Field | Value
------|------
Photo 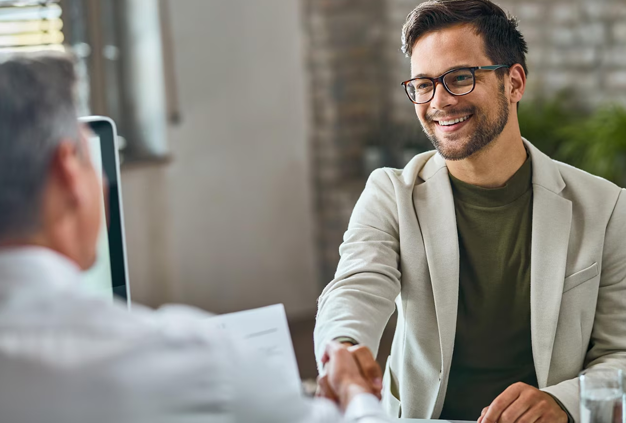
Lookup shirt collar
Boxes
[417,139,567,196]
[0,246,81,292]
[449,154,533,207]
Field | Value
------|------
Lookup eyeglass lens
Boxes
[406,68,475,103]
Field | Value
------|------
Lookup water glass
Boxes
[580,368,623,423]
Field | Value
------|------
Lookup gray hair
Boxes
[0,51,80,240]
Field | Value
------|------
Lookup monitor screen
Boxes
[79,117,129,302]
[82,133,114,299]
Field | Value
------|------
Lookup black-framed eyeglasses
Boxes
[401,65,510,104]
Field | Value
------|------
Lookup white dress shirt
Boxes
[0,247,390,423]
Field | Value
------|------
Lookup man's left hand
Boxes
[477,382,568,423]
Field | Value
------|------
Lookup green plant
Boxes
[518,92,585,157]
[557,105,626,186]
[518,94,626,187]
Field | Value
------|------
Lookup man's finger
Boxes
[324,340,343,357]
[321,347,331,366]
[324,341,343,357]
[316,374,339,402]
[481,383,525,423]
[322,340,346,367]
[477,406,488,423]
[498,393,532,423]
[514,405,543,423]
[348,345,382,388]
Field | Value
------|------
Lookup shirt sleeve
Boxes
[546,393,575,423]
[333,336,358,346]
[279,394,391,423]
[227,332,391,423]
[149,308,391,423]
[344,393,392,422]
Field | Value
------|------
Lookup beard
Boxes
[421,83,510,161]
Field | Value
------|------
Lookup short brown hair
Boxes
[401,0,528,77]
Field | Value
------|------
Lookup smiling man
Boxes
[314,1,626,422]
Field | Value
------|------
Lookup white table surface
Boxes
[397,420,474,422]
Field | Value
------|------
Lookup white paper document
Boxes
[208,304,302,395]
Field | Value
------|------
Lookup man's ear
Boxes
[508,63,526,105]
[49,141,83,208]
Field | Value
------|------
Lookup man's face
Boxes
[410,24,511,161]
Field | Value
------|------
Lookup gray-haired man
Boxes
[0,52,388,423]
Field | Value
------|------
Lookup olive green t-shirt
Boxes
[439,156,538,420]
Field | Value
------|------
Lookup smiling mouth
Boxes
[435,115,472,127]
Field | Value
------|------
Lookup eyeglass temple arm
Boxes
[476,65,510,70]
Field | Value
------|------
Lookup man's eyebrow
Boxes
[411,64,473,79]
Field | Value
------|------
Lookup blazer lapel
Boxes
[412,142,571,388]
[413,154,460,375]
[526,140,572,387]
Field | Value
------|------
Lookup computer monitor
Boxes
[79,116,130,303]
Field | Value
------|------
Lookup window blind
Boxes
[0,0,64,53]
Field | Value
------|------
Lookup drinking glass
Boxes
[580,368,623,423]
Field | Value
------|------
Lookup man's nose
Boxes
[430,81,458,111]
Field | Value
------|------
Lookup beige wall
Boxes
[120,0,319,319]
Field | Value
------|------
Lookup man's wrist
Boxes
[545,392,574,423]
[337,381,371,411]
[344,393,386,421]
[333,336,358,346]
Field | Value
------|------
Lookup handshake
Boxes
[315,341,383,410]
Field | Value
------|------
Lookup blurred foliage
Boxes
[519,93,626,187]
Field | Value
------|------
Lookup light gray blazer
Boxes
[314,139,626,422]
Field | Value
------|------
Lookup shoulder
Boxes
[525,138,622,213]
[554,160,623,209]
[367,149,439,192]
[556,160,620,192]
[0,283,227,361]
[0,285,246,419]
[354,150,438,222]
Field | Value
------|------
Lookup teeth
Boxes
[439,115,470,126]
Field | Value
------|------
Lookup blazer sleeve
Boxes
[314,168,402,370]
[543,188,626,422]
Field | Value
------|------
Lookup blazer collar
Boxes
[417,150,446,183]
[523,138,566,195]
[417,138,566,194]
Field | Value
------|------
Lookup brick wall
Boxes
[305,0,626,287]
[303,0,390,284]
[493,1,626,106]
[388,0,626,110]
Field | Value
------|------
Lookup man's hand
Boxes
[477,382,568,423]
[344,343,383,397]
[315,341,383,410]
